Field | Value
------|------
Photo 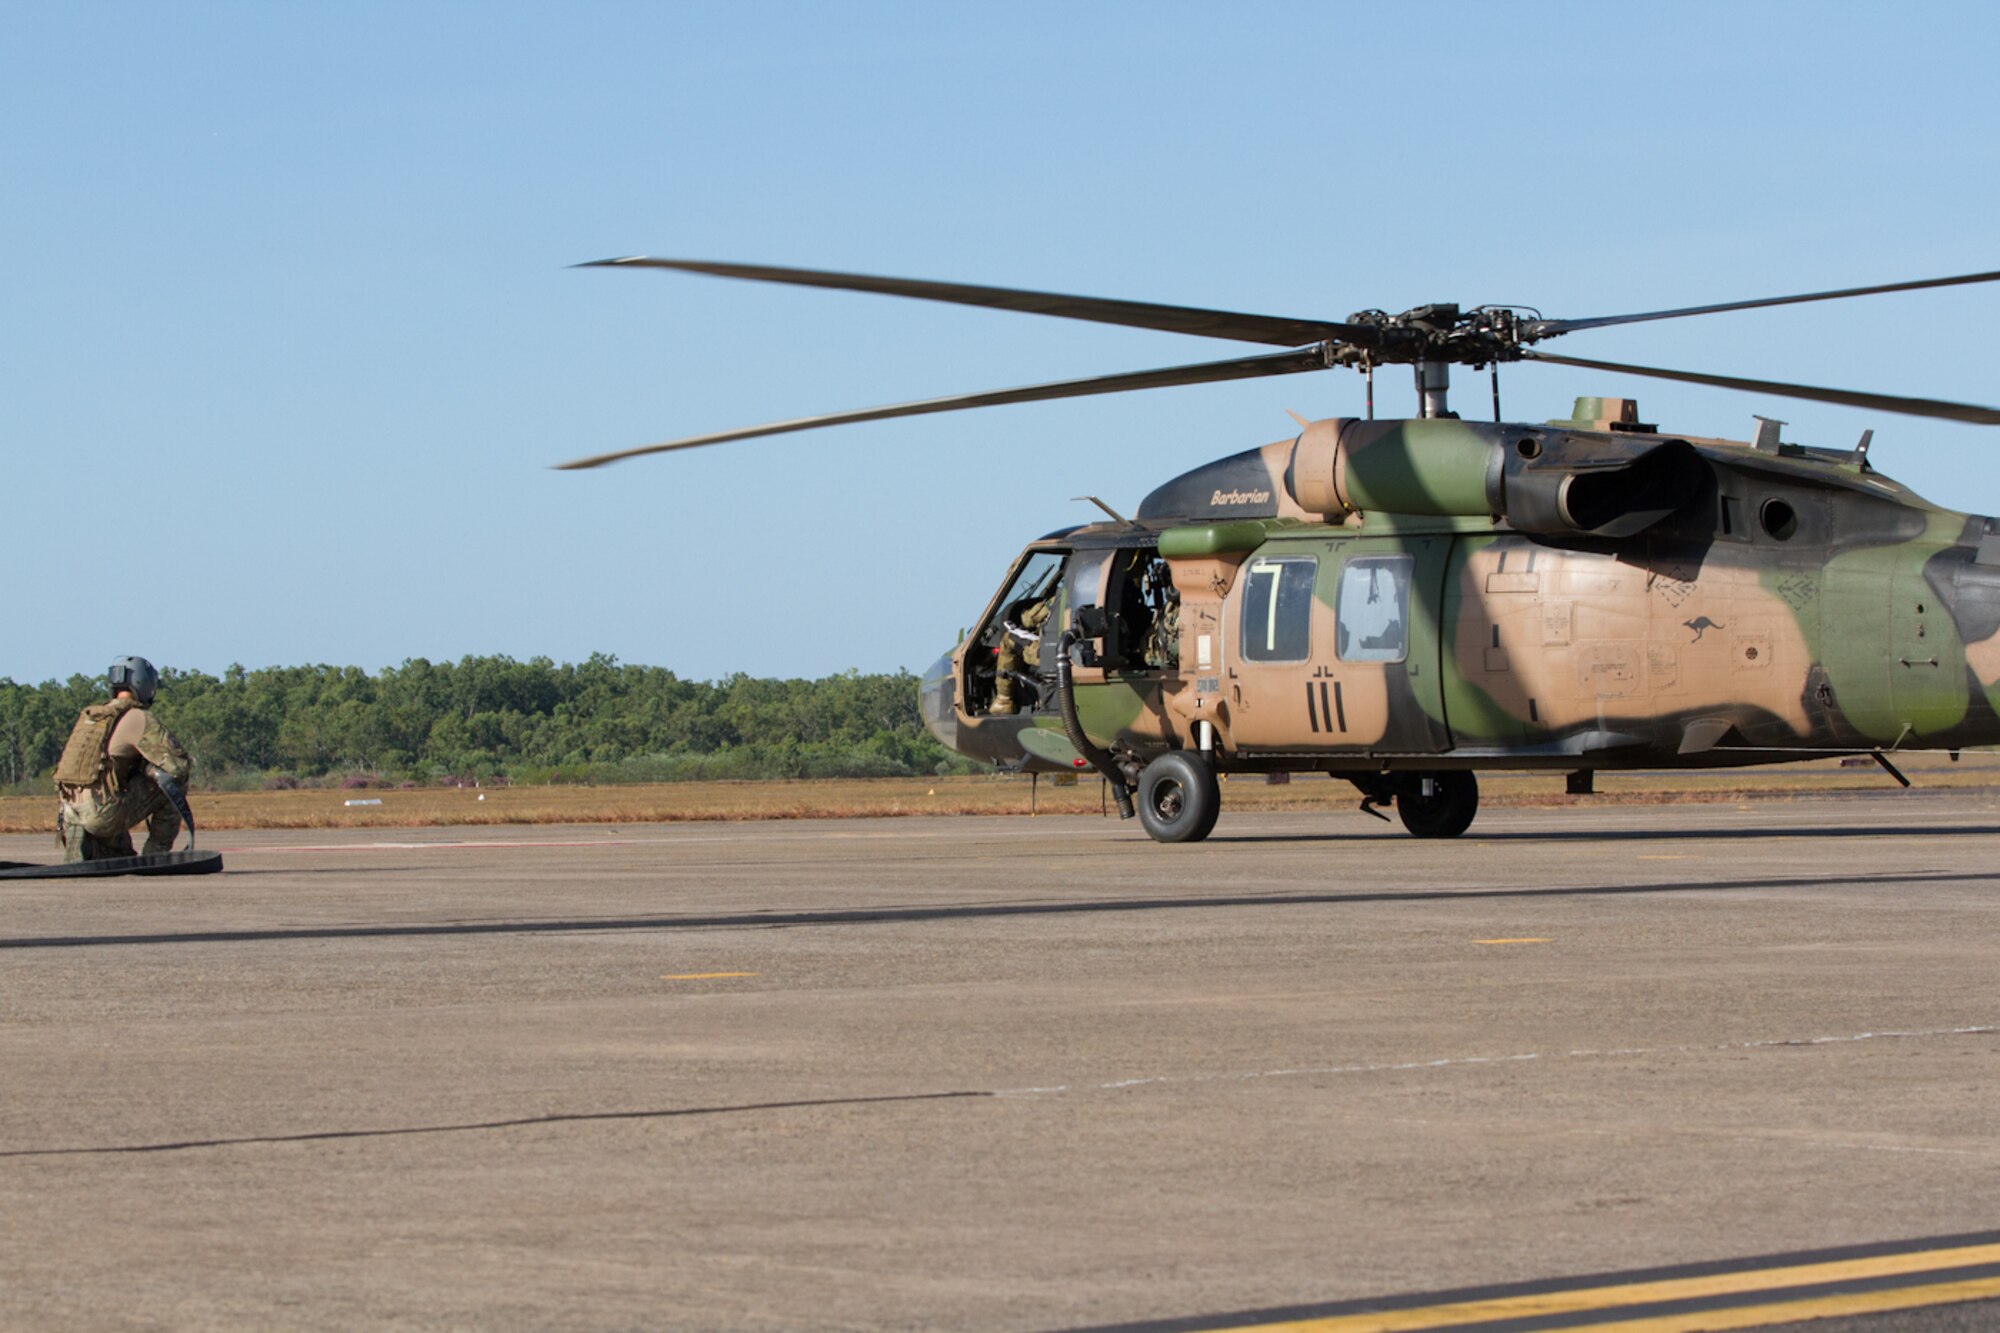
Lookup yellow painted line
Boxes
[1198,1240,2000,1331]
[1584,1274,2000,1331]
[1473,938,1551,945]
[660,972,759,980]
[1636,854,1691,860]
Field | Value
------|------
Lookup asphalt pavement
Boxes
[2,793,1997,1329]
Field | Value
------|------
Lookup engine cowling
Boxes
[1287,418,1704,538]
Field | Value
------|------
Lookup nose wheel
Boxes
[1136,752,1221,843]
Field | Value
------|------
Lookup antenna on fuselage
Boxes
[1073,495,1137,528]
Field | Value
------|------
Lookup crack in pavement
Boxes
[5,1025,1990,1161]
[0,1090,992,1159]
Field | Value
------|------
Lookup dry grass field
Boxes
[4,751,1997,834]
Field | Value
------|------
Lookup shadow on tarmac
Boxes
[5,868,1994,952]
[1208,822,2000,845]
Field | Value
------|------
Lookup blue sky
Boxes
[7,1,1999,684]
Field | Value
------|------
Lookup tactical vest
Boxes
[53,698,142,788]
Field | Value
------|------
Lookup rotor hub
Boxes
[1332,303,1543,370]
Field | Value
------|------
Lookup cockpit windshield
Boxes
[992,551,1065,621]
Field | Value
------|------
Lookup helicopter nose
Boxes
[919,649,960,753]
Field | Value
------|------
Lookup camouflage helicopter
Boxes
[560,259,2000,843]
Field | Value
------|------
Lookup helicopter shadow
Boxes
[1206,822,2000,846]
[6,867,1994,953]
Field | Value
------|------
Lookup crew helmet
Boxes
[108,656,159,705]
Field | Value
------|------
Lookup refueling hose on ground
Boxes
[1056,629,1135,819]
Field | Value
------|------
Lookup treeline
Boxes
[0,655,968,791]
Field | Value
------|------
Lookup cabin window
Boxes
[1337,555,1413,663]
[1240,556,1316,662]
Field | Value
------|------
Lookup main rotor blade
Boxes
[579,256,1365,347]
[1521,350,2000,426]
[555,347,1333,469]
[1531,267,2000,337]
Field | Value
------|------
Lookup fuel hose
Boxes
[1056,629,1135,819]
[147,765,196,851]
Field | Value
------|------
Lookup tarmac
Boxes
[2,791,1998,1330]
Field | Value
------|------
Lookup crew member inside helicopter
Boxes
[991,587,1057,715]
[974,550,1067,717]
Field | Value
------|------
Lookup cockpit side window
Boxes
[1240,556,1316,662]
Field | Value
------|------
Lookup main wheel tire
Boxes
[1396,770,1478,838]
[1136,752,1221,843]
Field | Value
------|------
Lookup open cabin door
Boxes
[1225,536,1451,755]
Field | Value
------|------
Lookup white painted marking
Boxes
[221,824,1069,854]
[218,835,740,853]
[992,1025,1999,1102]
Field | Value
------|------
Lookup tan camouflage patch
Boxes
[1452,538,1813,737]
[1964,629,2000,687]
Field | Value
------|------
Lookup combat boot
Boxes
[90,830,137,860]
[142,806,181,858]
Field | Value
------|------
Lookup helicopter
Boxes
[559,258,2000,843]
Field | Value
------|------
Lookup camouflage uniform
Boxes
[990,594,1053,715]
[54,698,191,862]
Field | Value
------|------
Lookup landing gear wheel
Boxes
[1396,771,1478,838]
[1136,752,1221,844]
